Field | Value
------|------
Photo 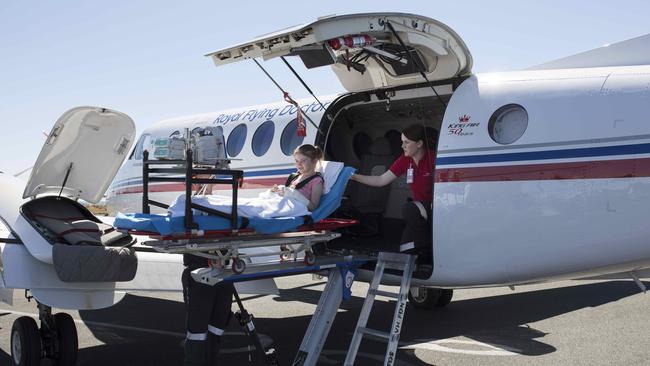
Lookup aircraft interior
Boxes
[320,92,451,261]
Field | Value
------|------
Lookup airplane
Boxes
[1,11,650,366]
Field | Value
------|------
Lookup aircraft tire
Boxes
[407,287,441,309]
[52,313,78,366]
[10,316,42,366]
[435,289,454,307]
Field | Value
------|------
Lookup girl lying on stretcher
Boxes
[168,144,325,219]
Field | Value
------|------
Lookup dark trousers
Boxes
[182,267,234,366]
[399,201,433,263]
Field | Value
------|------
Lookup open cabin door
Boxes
[205,12,472,92]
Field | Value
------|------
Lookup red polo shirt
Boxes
[389,150,436,203]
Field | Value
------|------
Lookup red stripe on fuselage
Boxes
[435,157,650,182]
[112,177,286,195]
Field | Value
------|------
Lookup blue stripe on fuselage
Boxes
[436,142,650,166]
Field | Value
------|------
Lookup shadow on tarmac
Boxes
[0,280,645,365]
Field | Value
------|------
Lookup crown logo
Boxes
[459,114,470,123]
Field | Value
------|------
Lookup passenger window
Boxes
[227,124,247,157]
[280,118,305,156]
[352,132,372,159]
[384,129,402,158]
[489,104,528,145]
[252,121,275,157]
[131,134,152,160]
[0,216,13,241]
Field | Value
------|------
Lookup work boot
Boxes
[184,339,207,366]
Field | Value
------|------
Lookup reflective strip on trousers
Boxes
[208,325,224,336]
[400,242,415,252]
[186,332,208,341]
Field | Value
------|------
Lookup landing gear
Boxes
[52,313,78,366]
[436,289,454,307]
[11,317,41,366]
[407,287,454,309]
[10,301,78,366]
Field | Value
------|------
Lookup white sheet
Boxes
[168,188,311,219]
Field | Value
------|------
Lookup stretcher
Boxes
[114,149,360,282]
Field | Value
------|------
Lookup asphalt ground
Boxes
[0,276,648,366]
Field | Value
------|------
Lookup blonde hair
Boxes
[294,144,324,161]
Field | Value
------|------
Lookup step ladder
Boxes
[344,252,417,366]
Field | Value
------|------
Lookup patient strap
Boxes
[285,172,323,189]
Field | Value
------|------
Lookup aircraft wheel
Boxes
[52,313,78,366]
[407,287,441,309]
[232,257,246,274]
[11,316,42,366]
[436,289,454,307]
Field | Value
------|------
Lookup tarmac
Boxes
[1,275,648,365]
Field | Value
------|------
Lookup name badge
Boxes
[406,167,414,183]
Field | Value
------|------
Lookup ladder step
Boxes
[358,327,390,340]
[368,288,400,299]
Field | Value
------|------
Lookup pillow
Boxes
[317,161,344,194]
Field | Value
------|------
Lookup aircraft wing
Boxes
[529,33,650,70]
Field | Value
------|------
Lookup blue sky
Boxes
[1,1,649,176]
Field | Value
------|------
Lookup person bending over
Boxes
[350,124,437,263]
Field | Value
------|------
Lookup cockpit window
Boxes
[280,118,305,156]
[252,121,275,157]
[130,134,152,160]
[0,216,19,244]
[191,127,204,137]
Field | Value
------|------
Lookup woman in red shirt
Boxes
[350,124,436,262]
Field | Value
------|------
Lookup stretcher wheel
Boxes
[232,258,246,274]
[304,251,316,266]
[280,245,291,261]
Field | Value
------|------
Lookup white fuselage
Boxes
[433,65,650,287]
[105,65,650,289]
[107,98,333,214]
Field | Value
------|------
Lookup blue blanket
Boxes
[114,167,355,235]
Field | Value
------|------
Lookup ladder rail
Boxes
[343,260,386,365]
[292,269,345,366]
[383,255,416,366]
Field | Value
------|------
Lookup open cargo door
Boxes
[23,107,135,204]
[206,12,472,92]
